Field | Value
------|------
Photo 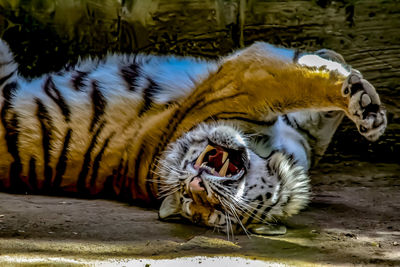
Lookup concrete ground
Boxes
[0,161,399,266]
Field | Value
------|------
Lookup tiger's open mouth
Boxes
[192,144,246,179]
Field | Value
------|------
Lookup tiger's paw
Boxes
[342,70,387,141]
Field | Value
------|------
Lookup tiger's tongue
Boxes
[208,148,239,175]
[208,148,225,170]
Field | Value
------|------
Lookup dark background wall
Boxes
[0,0,399,163]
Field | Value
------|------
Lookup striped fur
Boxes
[0,40,386,233]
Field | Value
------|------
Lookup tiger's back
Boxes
[0,40,216,201]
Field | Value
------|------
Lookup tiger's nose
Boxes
[189,177,205,192]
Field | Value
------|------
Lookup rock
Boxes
[344,233,357,239]
[180,236,240,250]
[248,224,287,236]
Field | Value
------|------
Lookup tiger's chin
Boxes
[157,123,310,235]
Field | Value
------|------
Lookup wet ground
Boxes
[0,161,399,266]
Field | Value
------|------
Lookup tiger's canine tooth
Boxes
[219,159,229,177]
[195,145,214,167]
[222,151,228,164]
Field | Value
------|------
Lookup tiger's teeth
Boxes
[222,151,228,164]
[195,145,214,167]
[219,159,229,177]
[201,162,208,167]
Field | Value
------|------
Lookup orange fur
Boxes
[125,44,349,202]
[0,43,352,202]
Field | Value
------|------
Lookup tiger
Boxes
[0,39,386,235]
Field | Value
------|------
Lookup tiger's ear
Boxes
[159,193,181,220]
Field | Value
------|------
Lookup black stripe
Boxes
[144,86,229,164]
[72,71,88,91]
[324,111,341,118]
[259,192,282,222]
[260,166,284,222]
[115,158,124,186]
[259,206,273,222]
[90,132,114,188]
[214,116,276,126]
[133,144,145,198]
[36,98,54,191]
[282,115,294,127]
[121,63,140,91]
[147,85,217,188]
[52,128,72,189]
[266,152,280,176]
[193,92,248,111]
[7,113,21,191]
[292,119,317,142]
[244,201,264,226]
[102,157,125,199]
[102,175,116,198]
[282,115,317,141]
[28,157,38,191]
[0,71,15,88]
[44,76,71,122]
[145,171,154,202]
[77,121,105,193]
[293,49,302,63]
[138,78,160,116]
[89,81,107,132]
[149,97,207,186]
[2,81,18,101]
[186,111,247,132]
[118,158,130,200]
[279,195,292,210]
[1,82,24,191]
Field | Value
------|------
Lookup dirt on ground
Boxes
[0,161,399,266]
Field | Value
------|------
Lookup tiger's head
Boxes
[157,123,310,234]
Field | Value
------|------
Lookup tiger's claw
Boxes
[343,70,387,142]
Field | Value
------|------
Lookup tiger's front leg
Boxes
[159,43,387,236]
[295,50,387,142]
[249,50,387,235]
[173,42,387,146]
